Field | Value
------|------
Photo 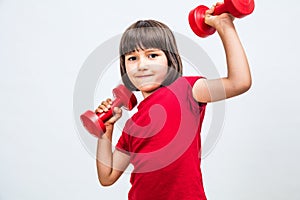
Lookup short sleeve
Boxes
[183,76,207,111]
[115,121,131,155]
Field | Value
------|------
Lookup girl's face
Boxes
[125,48,168,98]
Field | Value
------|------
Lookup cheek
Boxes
[161,59,169,76]
[125,65,137,84]
[162,67,169,79]
[125,64,135,77]
[156,65,169,82]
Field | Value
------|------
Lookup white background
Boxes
[1,0,300,199]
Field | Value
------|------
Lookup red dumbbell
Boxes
[189,0,255,37]
[80,84,137,138]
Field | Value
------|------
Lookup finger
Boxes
[101,100,111,108]
[209,2,223,13]
[106,98,112,105]
[205,6,214,15]
[95,105,106,113]
[113,107,122,114]
[113,107,122,120]
[215,2,223,6]
[107,108,122,123]
[95,108,103,113]
[95,104,108,113]
[97,99,112,111]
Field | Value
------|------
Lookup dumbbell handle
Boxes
[213,0,255,18]
[213,3,228,15]
[96,98,123,122]
[80,84,137,138]
[80,98,126,137]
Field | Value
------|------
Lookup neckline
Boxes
[137,86,165,110]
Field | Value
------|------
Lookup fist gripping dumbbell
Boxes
[189,0,255,37]
[80,84,137,138]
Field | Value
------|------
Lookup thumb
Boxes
[215,2,223,6]
[107,107,123,124]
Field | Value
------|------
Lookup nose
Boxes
[137,56,149,71]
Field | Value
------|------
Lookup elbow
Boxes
[99,181,113,187]
[245,77,252,92]
[98,176,114,187]
[98,177,117,187]
[99,180,113,187]
[230,78,251,97]
[240,78,252,94]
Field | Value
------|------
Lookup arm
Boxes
[192,5,252,103]
[95,99,130,186]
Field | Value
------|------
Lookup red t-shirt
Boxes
[116,76,207,200]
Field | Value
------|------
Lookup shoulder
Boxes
[172,76,206,88]
[169,76,207,106]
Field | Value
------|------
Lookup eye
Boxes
[148,54,158,59]
[127,56,137,61]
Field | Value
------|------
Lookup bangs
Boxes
[119,20,183,91]
[120,26,168,55]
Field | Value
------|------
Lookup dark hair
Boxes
[119,19,183,91]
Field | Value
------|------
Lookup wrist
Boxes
[216,22,236,37]
[100,130,113,141]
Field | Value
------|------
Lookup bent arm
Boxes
[193,12,252,103]
[96,132,130,186]
[95,102,130,186]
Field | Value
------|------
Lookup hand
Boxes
[95,98,122,135]
[204,2,235,30]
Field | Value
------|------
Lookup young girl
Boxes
[95,4,251,200]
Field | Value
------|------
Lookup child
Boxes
[95,4,251,200]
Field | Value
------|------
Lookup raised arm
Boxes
[95,99,130,186]
[192,4,252,103]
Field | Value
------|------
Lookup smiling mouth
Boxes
[136,74,153,78]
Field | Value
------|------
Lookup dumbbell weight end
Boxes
[188,5,216,38]
[80,110,106,138]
